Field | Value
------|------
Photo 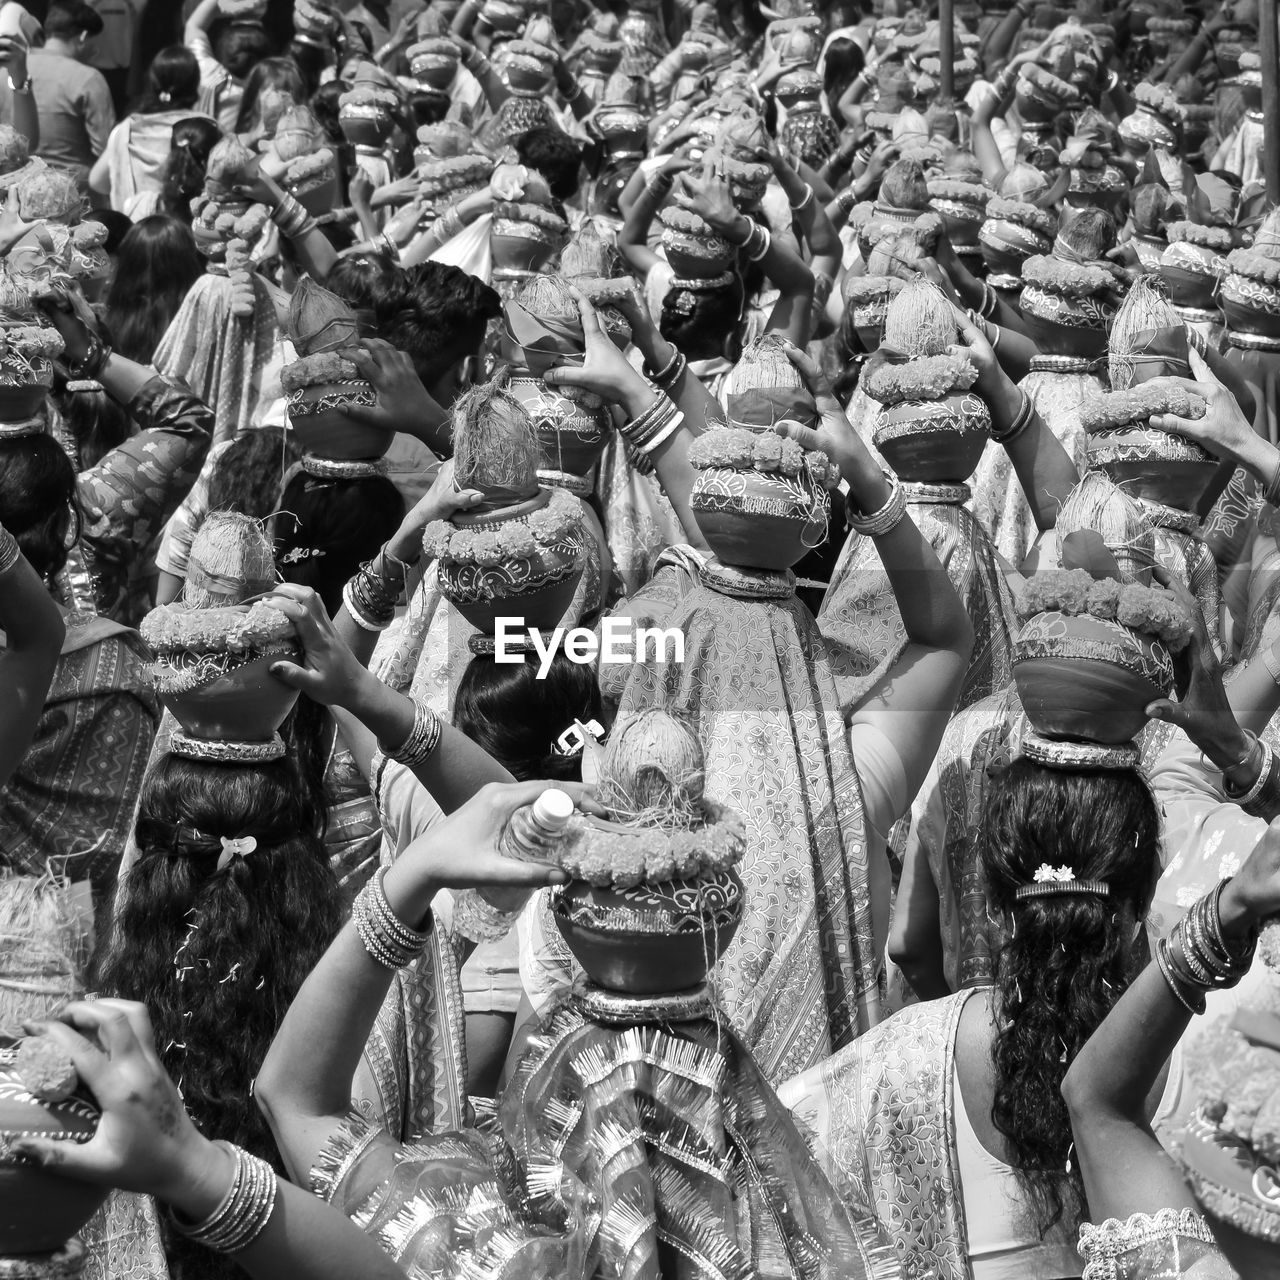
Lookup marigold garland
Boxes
[421,486,581,563]
[686,424,841,488]
[1080,384,1207,432]
[0,325,64,359]
[141,600,295,654]
[281,351,362,392]
[1016,569,1194,650]
[1226,248,1280,287]
[1165,221,1233,251]
[551,800,747,889]
[984,196,1057,236]
[1021,254,1116,297]
[862,353,978,406]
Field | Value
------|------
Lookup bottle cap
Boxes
[532,787,574,829]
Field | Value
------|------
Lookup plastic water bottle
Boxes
[498,787,575,862]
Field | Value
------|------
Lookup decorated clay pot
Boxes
[508,375,610,479]
[1018,286,1111,359]
[1160,262,1219,310]
[0,349,51,419]
[1086,427,1223,514]
[1221,275,1280,339]
[1013,611,1173,744]
[979,219,1051,276]
[338,107,393,148]
[490,207,563,274]
[553,868,743,994]
[690,467,830,571]
[290,170,339,218]
[659,210,734,279]
[161,651,303,745]
[0,1054,104,1254]
[409,39,459,88]
[873,393,992,484]
[437,491,587,633]
[285,379,388,459]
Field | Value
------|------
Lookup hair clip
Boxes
[553,719,605,757]
[216,835,258,872]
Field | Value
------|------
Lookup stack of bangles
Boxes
[67,334,112,381]
[974,281,1001,320]
[272,191,318,240]
[1218,729,1280,820]
[790,184,814,213]
[0,524,20,575]
[848,472,907,537]
[381,694,442,769]
[643,348,686,393]
[734,217,771,263]
[620,391,684,455]
[647,170,674,202]
[433,207,464,243]
[353,867,431,969]
[1156,880,1256,1016]
[342,547,409,631]
[171,1141,277,1253]
[990,390,1034,444]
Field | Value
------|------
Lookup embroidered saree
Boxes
[612,558,886,1083]
[819,485,1016,718]
[779,990,974,1280]
[1077,1210,1235,1280]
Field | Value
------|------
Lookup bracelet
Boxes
[353,867,431,969]
[1233,739,1280,821]
[342,577,393,632]
[433,205,463,242]
[66,334,111,381]
[451,888,520,943]
[990,389,1034,444]
[746,223,772,263]
[379,694,442,768]
[1224,736,1273,806]
[619,392,683,455]
[171,1142,277,1253]
[646,172,674,201]
[1156,935,1206,1015]
[790,184,814,213]
[836,189,856,217]
[848,471,908,537]
[8,73,30,96]
[1204,728,1260,776]
[0,525,18,575]
[643,348,681,386]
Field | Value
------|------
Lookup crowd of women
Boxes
[0,0,1279,1276]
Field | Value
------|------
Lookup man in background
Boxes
[28,0,114,188]
[84,0,142,115]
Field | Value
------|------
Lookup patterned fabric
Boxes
[970,369,1104,567]
[154,272,288,449]
[1201,468,1260,583]
[1146,727,1266,943]
[1077,1209,1235,1280]
[80,1190,169,1280]
[595,433,685,601]
[371,496,607,711]
[819,496,1017,717]
[57,373,215,625]
[503,996,903,1280]
[1152,525,1223,656]
[0,611,158,906]
[1212,113,1264,188]
[778,990,973,1280]
[614,569,882,1082]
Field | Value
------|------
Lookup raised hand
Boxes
[1148,346,1266,472]
[264,582,368,709]
[388,460,483,563]
[544,289,654,416]
[14,1002,234,1221]
[346,338,448,440]
[773,340,859,480]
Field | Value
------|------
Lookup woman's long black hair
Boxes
[93,754,342,1279]
[982,757,1160,1236]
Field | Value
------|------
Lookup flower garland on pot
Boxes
[1160,220,1232,310]
[280,278,382,465]
[687,421,840,573]
[426,377,587,640]
[1012,565,1194,763]
[863,277,992,483]
[1222,208,1280,341]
